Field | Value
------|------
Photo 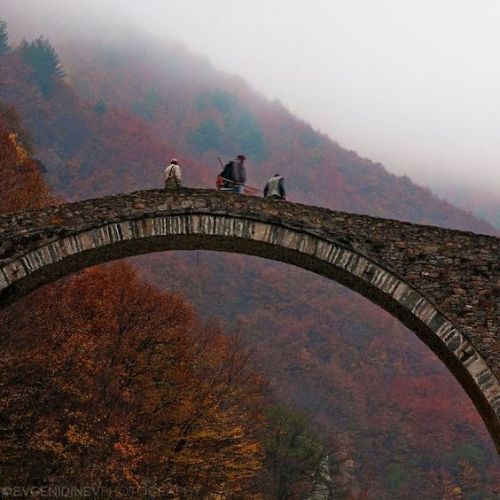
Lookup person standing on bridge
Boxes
[221,155,246,193]
[264,173,286,200]
[233,155,247,194]
[164,158,182,190]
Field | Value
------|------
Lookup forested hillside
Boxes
[0,13,498,498]
[0,100,330,497]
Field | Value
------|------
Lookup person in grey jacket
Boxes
[264,173,286,200]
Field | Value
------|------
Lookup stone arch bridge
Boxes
[0,189,498,450]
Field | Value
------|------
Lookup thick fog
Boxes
[3,0,500,196]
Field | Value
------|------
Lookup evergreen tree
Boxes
[132,88,161,121]
[94,99,108,115]
[193,90,267,160]
[0,19,9,55]
[187,118,222,153]
[19,37,65,98]
[263,405,324,499]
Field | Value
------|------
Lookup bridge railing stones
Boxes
[0,188,499,450]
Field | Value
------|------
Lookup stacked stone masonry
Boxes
[0,189,498,450]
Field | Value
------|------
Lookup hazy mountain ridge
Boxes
[433,183,499,230]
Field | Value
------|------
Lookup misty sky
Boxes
[4,0,500,196]
[120,0,500,196]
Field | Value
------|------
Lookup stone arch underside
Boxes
[0,190,499,452]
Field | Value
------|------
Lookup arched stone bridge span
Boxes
[0,189,499,450]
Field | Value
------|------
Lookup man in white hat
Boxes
[164,158,182,190]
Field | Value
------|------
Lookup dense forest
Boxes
[0,10,499,498]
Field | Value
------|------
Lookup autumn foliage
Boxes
[0,263,266,494]
[0,104,52,212]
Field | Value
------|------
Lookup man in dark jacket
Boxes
[264,173,286,200]
[221,155,246,193]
